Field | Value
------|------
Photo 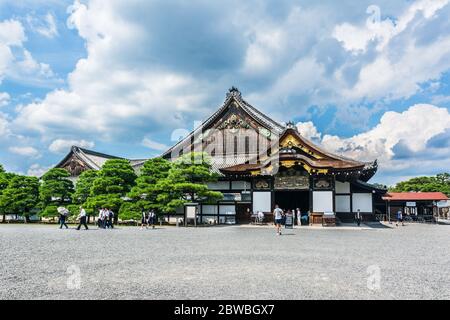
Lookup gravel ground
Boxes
[0,223,449,300]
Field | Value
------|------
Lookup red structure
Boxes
[382,192,449,222]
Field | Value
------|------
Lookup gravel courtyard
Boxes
[0,223,449,300]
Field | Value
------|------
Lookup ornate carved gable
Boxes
[214,101,260,132]
[279,133,324,160]
[60,154,91,177]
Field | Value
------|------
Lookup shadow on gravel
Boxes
[363,222,392,229]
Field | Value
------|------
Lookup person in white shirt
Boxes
[76,207,89,230]
[296,208,302,226]
[273,204,283,235]
[257,211,264,224]
[98,208,105,229]
[141,210,148,229]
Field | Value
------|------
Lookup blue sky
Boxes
[1,0,450,185]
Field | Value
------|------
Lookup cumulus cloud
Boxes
[250,0,450,117]
[48,139,95,153]
[0,18,60,87]
[1,0,449,183]
[297,104,450,181]
[8,146,40,158]
[296,121,321,142]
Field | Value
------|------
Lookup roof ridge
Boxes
[75,146,121,160]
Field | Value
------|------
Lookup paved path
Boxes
[0,223,449,300]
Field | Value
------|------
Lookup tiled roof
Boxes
[162,88,285,158]
[55,146,149,172]
[382,192,449,201]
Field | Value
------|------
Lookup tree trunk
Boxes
[2,214,5,223]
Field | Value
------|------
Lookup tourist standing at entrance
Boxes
[296,208,301,226]
[76,206,89,230]
[396,209,404,227]
[273,205,283,235]
[355,209,362,227]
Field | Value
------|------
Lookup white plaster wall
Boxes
[335,195,351,212]
[253,191,272,213]
[313,191,333,212]
[352,193,373,212]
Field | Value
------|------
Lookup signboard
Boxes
[185,205,197,227]
[274,169,309,190]
[285,215,294,229]
[186,206,197,219]
[406,202,416,207]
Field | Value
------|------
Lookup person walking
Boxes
[148,210,156,229]
[58,206,69,229]
[273,204,283,235]
[107,208,114,229]
[141,210,148,229]
[76,206,89,230]
[396,209,404,227]
[355,209,362,227]
[97,208,102,228]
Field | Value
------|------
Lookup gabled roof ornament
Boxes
[227,86,242,101]
[286,121,297,131]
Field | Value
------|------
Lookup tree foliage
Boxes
[73,170,98,204]
[127,158,172,214]
[155,152,223,213]
[118,202,142,221]
[390,173,450,196]
[0,175,39,220]
[91,159,137,195]
[86,159,137,214]
[39,168,74,216]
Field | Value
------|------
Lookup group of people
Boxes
[272,205,310,235]
[57,206,115,230]
[97,208,115,229]
[141,210,157,229]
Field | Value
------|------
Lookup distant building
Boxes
[55,146,148,181]
[382,192,449,222]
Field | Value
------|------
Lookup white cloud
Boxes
[26,13,58,38]
[0,18,60,87]
[49,139,95,153]
[9,146,40,158]
[14,0,211,141]
[297,104,450,177]
[337,0,450,101]
[0,92,9,107]
[27,163,51,177]
[296,121,321,142]
[142,137,168,151]
[333,0,449,53]
[0,19,26,46]
[251,0,450,115]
